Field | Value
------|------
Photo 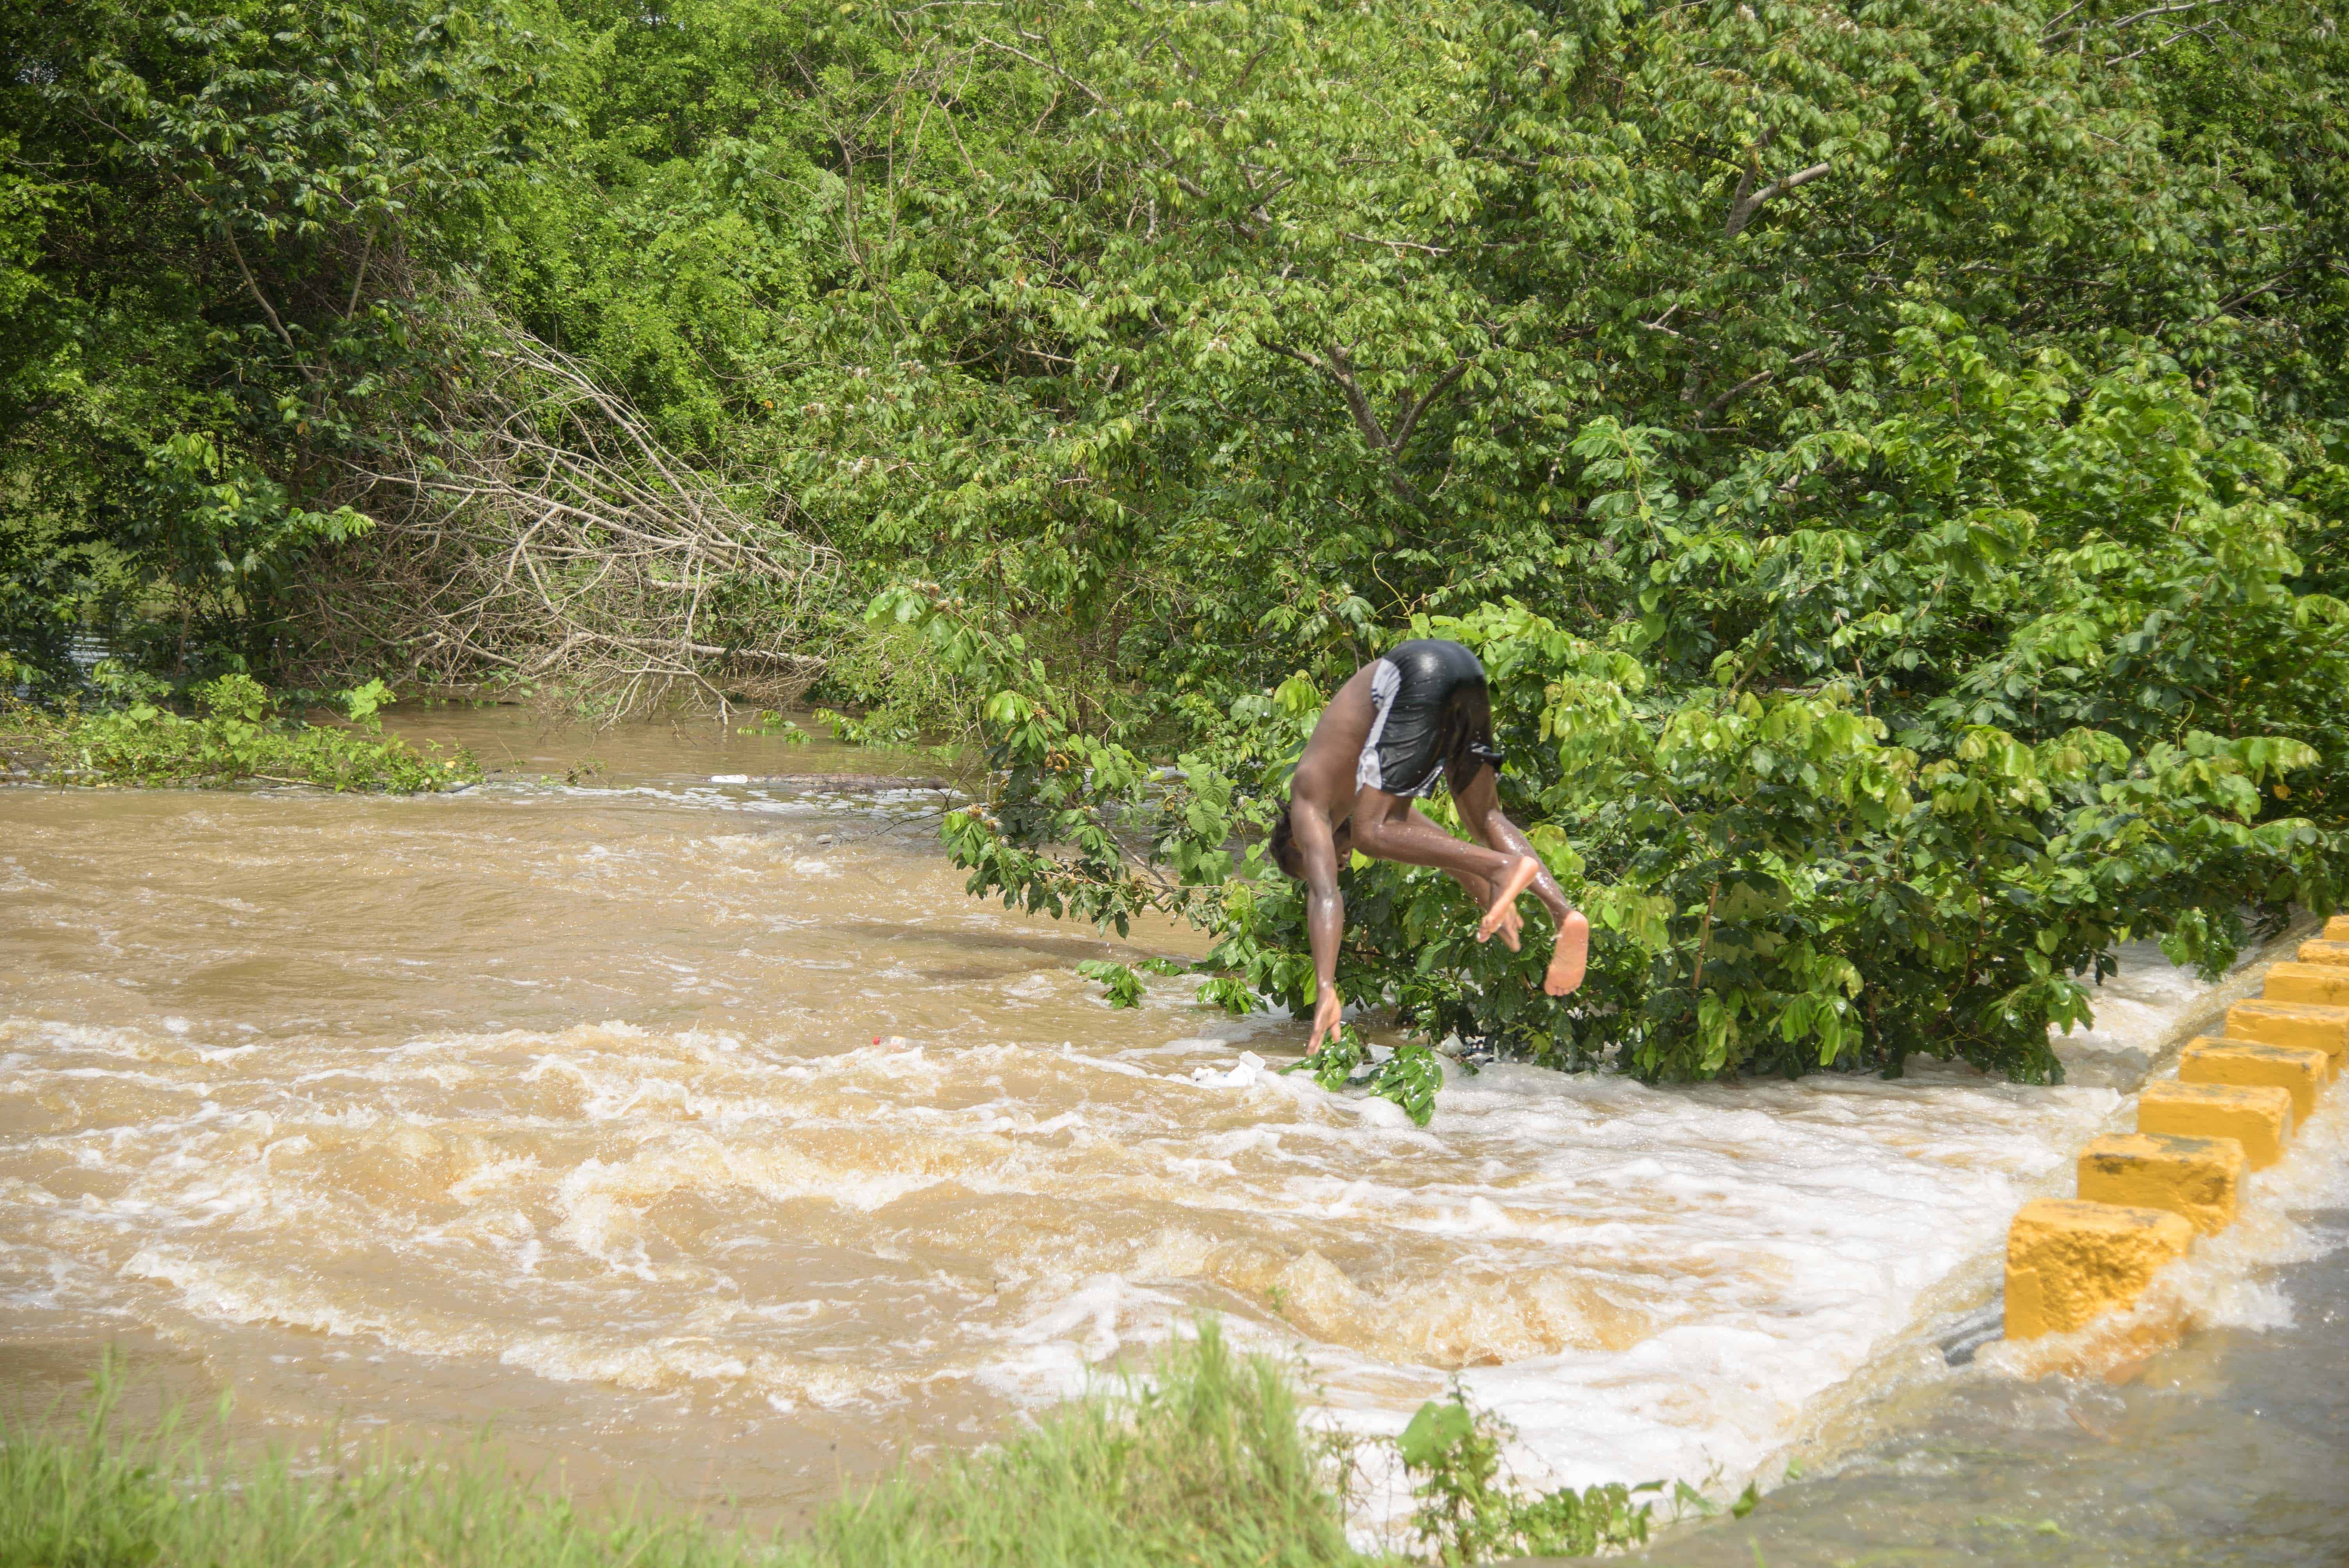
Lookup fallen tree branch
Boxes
[289,299,837,721]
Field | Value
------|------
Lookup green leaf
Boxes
[1397,1399,1474,1471]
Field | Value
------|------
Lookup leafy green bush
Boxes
[915,333,2347,1087]
[10,0,2347,1092]
[1280,1028,1447,1127]
[1289,1025,1372,1092]
[3,0,559,690]
[1367,1046,1447,1129]
[12,675,477,793]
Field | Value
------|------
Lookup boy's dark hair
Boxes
[1267,795,1348,880]
[1270,797,1302,879]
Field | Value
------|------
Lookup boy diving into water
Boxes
[1269,639,1590,1053]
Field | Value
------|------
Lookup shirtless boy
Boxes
[1268,638,1589,1052]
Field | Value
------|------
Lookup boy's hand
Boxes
[1308,987,1344,1052]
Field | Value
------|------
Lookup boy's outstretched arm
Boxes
[1289,798,1349,1051]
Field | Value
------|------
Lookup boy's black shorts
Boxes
[1355,638,1504,798]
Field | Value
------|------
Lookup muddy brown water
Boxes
[2,707,2342,1555]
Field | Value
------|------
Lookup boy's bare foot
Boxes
[1476,855,1541,944]
[1543,910,1590,996]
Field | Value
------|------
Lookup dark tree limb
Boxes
[1267,342,1471,503]
[1706,347,1827,411]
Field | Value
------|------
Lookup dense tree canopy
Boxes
[6,0,2347,1083]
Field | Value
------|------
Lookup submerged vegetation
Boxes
[5,0,2348,1079]
[0,672,478,791]
[0,1328,1659,1567]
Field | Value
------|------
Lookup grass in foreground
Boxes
[0,1324,1660,1568]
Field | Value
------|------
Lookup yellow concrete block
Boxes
[2178,1038,2329,1121]
[2224,1000,2349,1073]
[2004,1198,2194,1340]
[2324,915,2349,942]
[2137,1080,2294,1170]
[2262,961,2349,1009]
[2076,1132,2243,1235]
[2295,939,2349,968]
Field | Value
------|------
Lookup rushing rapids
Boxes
[0,709,2323,1547]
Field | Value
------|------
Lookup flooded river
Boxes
[1,707,2339,1556]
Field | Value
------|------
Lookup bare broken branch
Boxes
[1726,159,1833,238]
[1706,347,1827,412]
[289,299,837,721]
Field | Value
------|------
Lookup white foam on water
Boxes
[0,942,2216,1484]
[0,775,2293,1537]
[1055,1057,2120,1530]
[929,939,2277,1536]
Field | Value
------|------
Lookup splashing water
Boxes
[0,709,2289,1537]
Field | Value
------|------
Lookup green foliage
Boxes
[1076,960,1149,1009]
[1274,1029,1447,1124]
[462,0,2348,725]
[737,710,812,744]
[1369,1045,1446,1128]
[10,0,2349,1086]
[133,431,376,606]
[2,0,560,684]
[1398,1393,1657,1563]
[928,331,2349,1087]
[1078,955,1191,1008]
[1283,1025,1371,1092]
[539,0,2341,1092]
[5,1326,1369,1568]
[9,675,478,792]
[794,1320,1363,1568]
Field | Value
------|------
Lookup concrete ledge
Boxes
[2178,1037,2329,1120]
[2005,1199,2194,1340]
[2076,1132,2243,1235]
[2223,999,2349,1072]
[2261,960,2349,1010]
[1989,934,2338,1352]
[2137,1080,2294,1169]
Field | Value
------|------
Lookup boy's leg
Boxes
[1350,786,1539,939]
[1407,804,1496,910]
[1451,764,1588,996]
